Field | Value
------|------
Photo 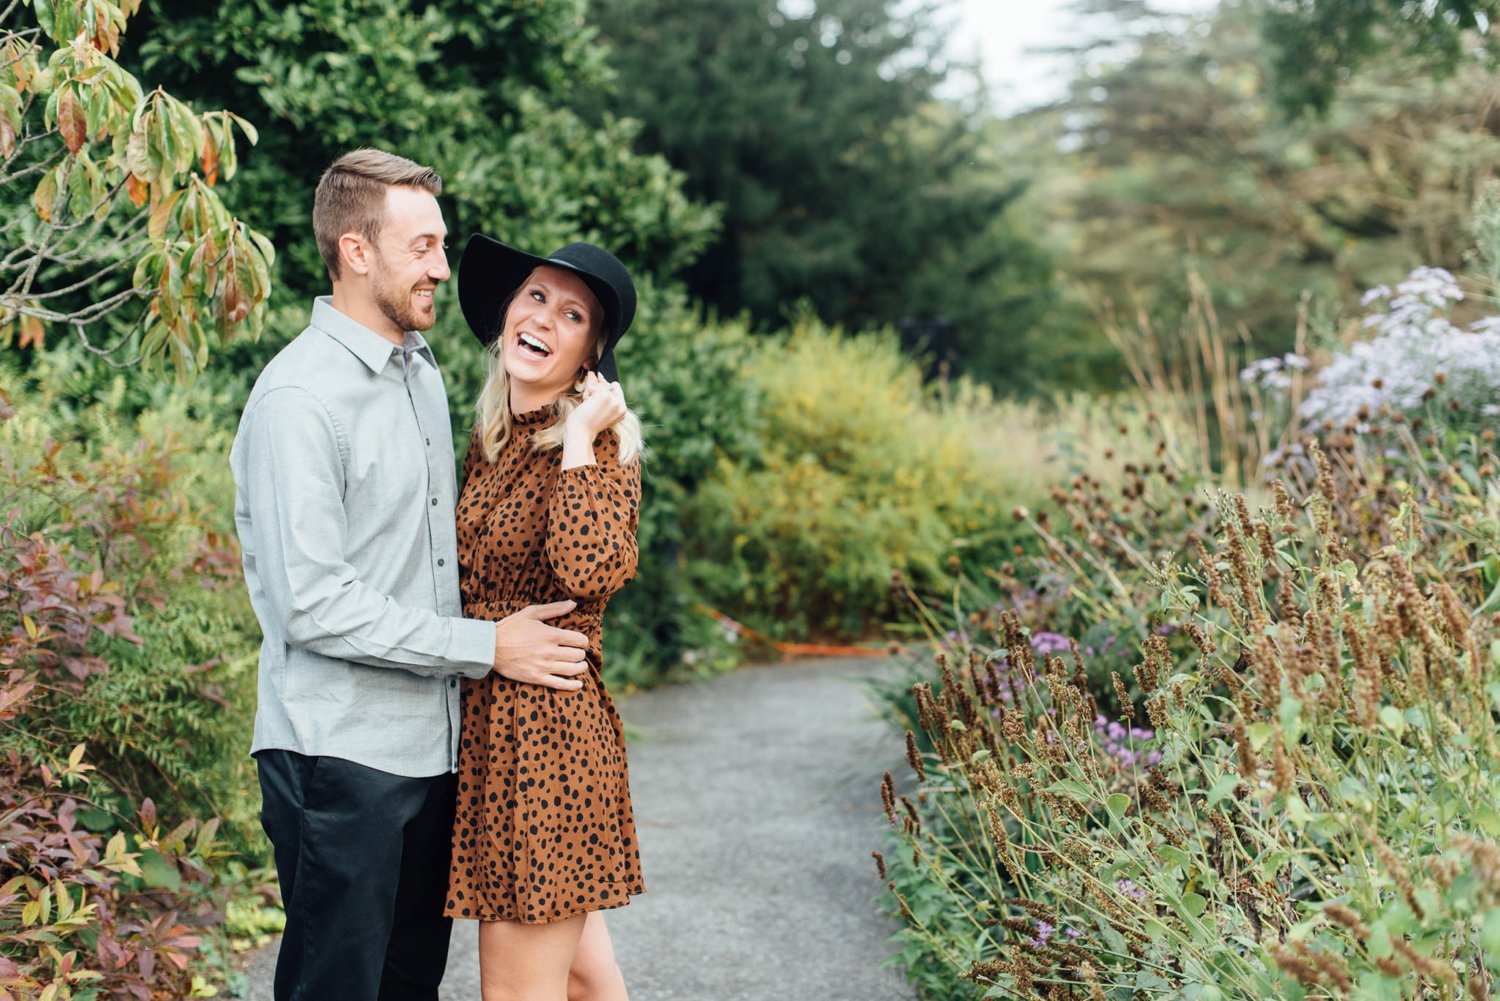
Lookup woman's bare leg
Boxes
[567,913,628,1001]
[479,914,587,1001]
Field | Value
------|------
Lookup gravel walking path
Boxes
[243,656,918,1000]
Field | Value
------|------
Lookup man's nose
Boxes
[429,245,451,282]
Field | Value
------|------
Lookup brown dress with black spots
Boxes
[444,406,644,925]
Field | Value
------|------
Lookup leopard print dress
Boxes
[444,406,644,925]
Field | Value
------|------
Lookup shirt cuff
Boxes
[447,616,495,679]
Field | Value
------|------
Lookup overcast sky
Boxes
[950,0,1217,113]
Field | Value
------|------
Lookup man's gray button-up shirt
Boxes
[230,297,494,777]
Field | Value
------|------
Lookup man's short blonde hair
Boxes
[313,149,442,280]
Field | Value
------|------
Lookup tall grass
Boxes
[1092,271,1312,490]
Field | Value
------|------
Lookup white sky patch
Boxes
[948,0,1218,114]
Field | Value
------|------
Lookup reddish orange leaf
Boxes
[17,315,43,350]
[200,126,219,186]
[125,173,148,207]
[58,89,86,154]
[223,258,250,323]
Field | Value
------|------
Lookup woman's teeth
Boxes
[519,332,551,356]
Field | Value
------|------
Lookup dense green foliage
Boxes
[127,0,718,321]
[0,351,258,991]
[593,286,760,685]
[4,352,263,845]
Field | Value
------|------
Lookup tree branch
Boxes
[72,313,145,368]
[19,283,146,323]
[25,255,138,299]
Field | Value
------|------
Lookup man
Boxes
[230,148,591,1001]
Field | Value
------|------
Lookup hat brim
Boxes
[457,234,622,381]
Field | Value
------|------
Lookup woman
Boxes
[445,235,645,1001]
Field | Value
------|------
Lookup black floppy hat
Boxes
[457,234,637,383]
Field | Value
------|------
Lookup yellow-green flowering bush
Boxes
[685,312,1057,637]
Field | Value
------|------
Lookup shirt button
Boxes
[437,559,445,566]
[426,438,431,446]
[449,679,457,688]
[431,497,438,506]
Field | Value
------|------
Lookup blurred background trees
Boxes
[1263,0,1500,115]
[1031,0,1500,366]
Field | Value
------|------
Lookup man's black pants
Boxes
[257,750,457,1001]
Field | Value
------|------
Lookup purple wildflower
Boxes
[1030,631,1071,654]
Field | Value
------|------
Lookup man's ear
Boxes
[339,232,371,277]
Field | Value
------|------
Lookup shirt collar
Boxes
[311,296,436,373]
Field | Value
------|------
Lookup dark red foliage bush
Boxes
[0,426,227,998]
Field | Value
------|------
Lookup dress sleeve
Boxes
[545,429,640,601]
[459,425,484,492]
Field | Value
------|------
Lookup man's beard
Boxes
[370,255,435,334]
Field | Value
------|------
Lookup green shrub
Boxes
[684,311,1051,638]
[605,284,760,686]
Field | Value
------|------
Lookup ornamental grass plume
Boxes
[878,415,1500,999]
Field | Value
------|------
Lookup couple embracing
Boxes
[229,148,644,1001]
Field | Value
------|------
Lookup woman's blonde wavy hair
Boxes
[474,293,643,464]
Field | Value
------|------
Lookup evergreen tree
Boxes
[577,0,1074,389]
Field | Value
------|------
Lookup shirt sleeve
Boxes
[235,387,494,679]
[545,429,641,601]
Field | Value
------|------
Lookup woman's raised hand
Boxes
[568,371,627,437]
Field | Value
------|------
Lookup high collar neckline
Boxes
[510,402,556,427]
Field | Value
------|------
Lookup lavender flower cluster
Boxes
[1029,631,1071,655]
[1286,267,1500,431]
[1094,714,1161,769]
